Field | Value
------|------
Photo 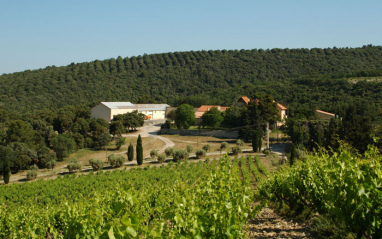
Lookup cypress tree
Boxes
[127,143,134,161]
[136,135,143,165]
[290,144,296,166]
[252,131,259,152]
[1,147,12,184]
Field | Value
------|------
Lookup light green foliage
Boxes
[67,158,81,173]
[0,156,258,238]
[220,142,228,153]
[108,154,125,168]
[174,104,196,129]
[150,149,158,159]
[202,144,211,152]
[186,145,193,153]
[236,139,244,147]
[258,144,382,237]
[27,165,38,180]
[89,158,104,171]
[165,147,174,157]
[157,153,166,163]
[195,149,206,159]
[173,149,189,162]
[232,146,242,155]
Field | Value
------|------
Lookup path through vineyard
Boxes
[241,156,311,239]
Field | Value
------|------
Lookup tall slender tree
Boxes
[127,143,134,161]
[0,146,13,184]
[136,135,143,165]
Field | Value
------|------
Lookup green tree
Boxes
[201,107,223,129]
[115,136,126,150]
[136,134,143,165]
[109,120,125,135]
[51,134,77,161]
[0,146,13,184]
[6,120,35,145]
[175,104,196,129]
[127,143,134,161]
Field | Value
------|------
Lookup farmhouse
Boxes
[91,102,170,122]
[237,96,288,126]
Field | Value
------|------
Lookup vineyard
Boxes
[258,145,382,238]
[1,146,381,238]
[0,156,269,238]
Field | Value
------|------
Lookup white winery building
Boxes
[91,102,170,122]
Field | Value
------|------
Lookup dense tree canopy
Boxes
[0,46,382,116]
[175,104,196,129]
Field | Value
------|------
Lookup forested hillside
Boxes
[1,45,382,114]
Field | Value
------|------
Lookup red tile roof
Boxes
[316,110,335,116]
[239,96,250,105]
[195,105,230,118]
[277,103,287,110]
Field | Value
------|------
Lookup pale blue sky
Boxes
[1,0,381,74]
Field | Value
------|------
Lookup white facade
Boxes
[91,102,137,122]
[91,102,170,122]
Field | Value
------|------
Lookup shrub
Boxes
[202,144,211,152]
[236,139,244,147]
[220,142,228,153]
[173,149,189,162]
[89,158,104,171]
[195,149,206,159]
[67,159,81,173]
[27,165,38,180]
[232,146,242,155]
[115,137,126,150]
[262,148,271,155]
[46,160,56,170]
[186,145,194,153]
[108,154,125,168]
[157,153,166,163]
[165,147,174,156]
[150,149,158,159]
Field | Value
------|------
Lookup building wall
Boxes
[140,110,166,120]
[91,104,111,122]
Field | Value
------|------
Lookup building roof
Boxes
[135,104,170,111]
[316,110,335,116]
[195,105,229,118]
[101,102,137,109]
[238,96,250,105]
[277,103,287,110]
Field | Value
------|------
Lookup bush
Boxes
[115,137,126,150]
[157,153,166,163]
[150,149,158,159]
[165,147,174,156]
[186,145,194,153]
[262,148,271,155]
[27,165,38,180]
[236,139,244,147]
[108,154,125,168]
[220,142,228,153]
[46,160,56,170]
[195,149,206,159]
[232,146,242,155]
[202,144,211,152]
[89,158,104,171]
[67,159,81,173]
[173,149,189,162]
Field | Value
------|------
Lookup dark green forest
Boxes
[1,45,382,115]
